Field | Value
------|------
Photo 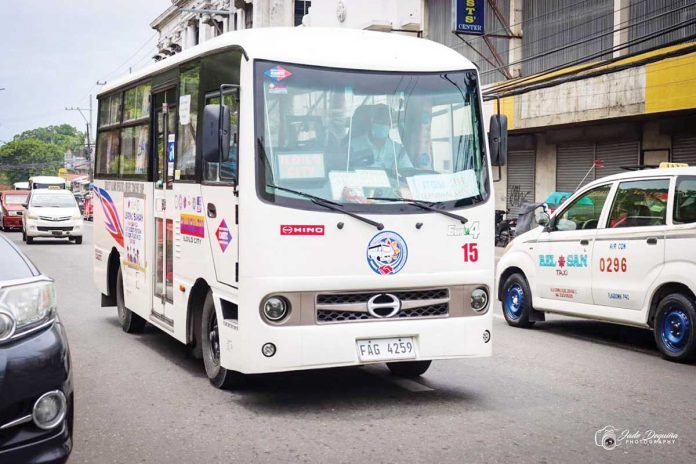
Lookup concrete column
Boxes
[184,23,197,49]
[642,121,671,165]
[535,134,556,202]
[613,0,630,58]
[508,0,523,78]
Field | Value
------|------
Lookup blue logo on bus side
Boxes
[367,231,408,276]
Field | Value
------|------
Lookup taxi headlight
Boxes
[26,212,38,220]
[262,296,289,322]
[32,390,67,430]
[0,280,56,341]
[71,213,81,220]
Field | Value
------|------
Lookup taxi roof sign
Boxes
[659,162,689,168]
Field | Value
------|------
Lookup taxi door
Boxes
[534,184,612,305]
[592,178,669,310]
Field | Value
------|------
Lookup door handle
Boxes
[580,239,589,246]
[647,237,658,245]
[207,203,217,218]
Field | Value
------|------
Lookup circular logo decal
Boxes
[366,231,408,276]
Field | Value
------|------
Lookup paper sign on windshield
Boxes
[179,95,191,125]
[277,153,325,179]
[406,170,480,202]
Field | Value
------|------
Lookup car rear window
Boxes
[0,237,36,280]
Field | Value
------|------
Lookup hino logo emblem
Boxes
[366,294,401,318]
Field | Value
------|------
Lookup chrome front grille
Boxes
[39,216,71,222]
[316,288,449,324]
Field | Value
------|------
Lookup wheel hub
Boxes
[661,308,690,353]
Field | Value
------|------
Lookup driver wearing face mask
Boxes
[349,104,413,170]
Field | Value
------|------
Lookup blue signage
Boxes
[452,0,485,35]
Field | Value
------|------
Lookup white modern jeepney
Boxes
[92,28,505,389]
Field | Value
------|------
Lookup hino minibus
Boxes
[92,28,506,389]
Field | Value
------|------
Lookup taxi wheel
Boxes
[22,229,26,242]
[654,293,696,363]
[116,267,146,334]
[201,292,245,389]
[26,235,34,244]
[502,273,535,328]
[73,237,83,245]
[387,360,432,377]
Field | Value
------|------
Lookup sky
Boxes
[0,0,172,144]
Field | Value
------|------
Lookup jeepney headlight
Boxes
[471,288,489,312]
[262,296,289,322]
[0,280,56,341]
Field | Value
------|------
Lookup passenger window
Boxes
[674,177,696,224]
[96,130,121,176]
[608,179,669,228]
[555,185,611,231]
[177,65,200,179]
[120,125,150,176]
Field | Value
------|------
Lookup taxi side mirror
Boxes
[538,213,550,227]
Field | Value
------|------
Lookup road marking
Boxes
[362,365,435,392]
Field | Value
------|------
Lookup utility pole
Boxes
[65,102,93,181]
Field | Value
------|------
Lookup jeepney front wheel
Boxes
[201,291,245,389]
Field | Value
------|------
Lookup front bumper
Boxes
[25,219,82,238]
[2,215,22,229]
[0,321,73,464]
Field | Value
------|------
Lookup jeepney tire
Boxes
[387,360,432,377]
[501,273,535,328]
[201,292,245,389]
[653,293,696,364]
[116,267,146,334]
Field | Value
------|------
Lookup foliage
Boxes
[0,138,65,185]
[13,124,86,154]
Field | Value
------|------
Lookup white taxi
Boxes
[497,164,696,363]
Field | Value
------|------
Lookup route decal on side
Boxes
[94,187,124,247]
[216,220,232,252]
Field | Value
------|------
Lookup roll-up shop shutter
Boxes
[673,136,696,165]
[506,150,536,217]
[556,144,595,192]
[596,141,639,178]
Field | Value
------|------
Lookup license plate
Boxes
[52,231,63,236]
[356,337,416,362]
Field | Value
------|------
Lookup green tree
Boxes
[0,139,64,185]
[14,124,86,155]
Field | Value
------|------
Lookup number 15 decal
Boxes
[462,243,479,262]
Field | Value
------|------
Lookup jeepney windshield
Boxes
[254,61,489,212]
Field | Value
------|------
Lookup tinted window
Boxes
[674,177,696,224]
[608,179,669,228]
[555,184,611,231]
[0,237,36,280]
[177,65,200,179]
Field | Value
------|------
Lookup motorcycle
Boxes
[495,209,515,247]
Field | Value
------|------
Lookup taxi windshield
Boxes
[254,62,489,212]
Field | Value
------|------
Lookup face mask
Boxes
[371,124,390,140]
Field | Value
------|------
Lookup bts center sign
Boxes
[452,0,485,35]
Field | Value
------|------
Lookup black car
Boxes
[0,234,73,463]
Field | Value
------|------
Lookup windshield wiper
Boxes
[368,196,468,224]
[267,184,384,230]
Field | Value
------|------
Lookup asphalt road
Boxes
[3,225,695,464]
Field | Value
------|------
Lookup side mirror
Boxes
[202,104,231,163]
[22,203,28,209]
[538,213,550,227]
[488,114,508,166]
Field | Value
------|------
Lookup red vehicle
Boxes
[82,193,93,221]
[0,190,29,231]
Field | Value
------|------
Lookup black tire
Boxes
[73,236,83,245]
[116,267,146,333]
[387,360,432,377]
[201,292,244,389]
[26,235,33,244]
[501,273,535,328]
[22,229,26,242]
[653,293,696,363]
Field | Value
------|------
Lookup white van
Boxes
[497,165,696,363]
[29,176,67,190]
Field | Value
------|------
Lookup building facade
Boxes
[151,0,696,214]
